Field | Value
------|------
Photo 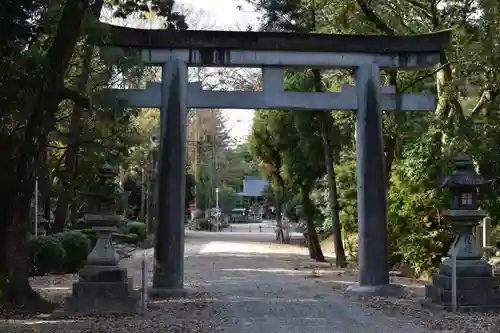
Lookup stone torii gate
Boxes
[97,24,450,296]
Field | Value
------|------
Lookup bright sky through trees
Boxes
[180,0,261,141]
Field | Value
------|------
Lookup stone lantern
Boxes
[55,163,138,317]
[425,152,499,311]
[82,163,123,266]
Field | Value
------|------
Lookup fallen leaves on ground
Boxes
[344,294,500,333]
[0,294,229,332]
[0,274,229,332]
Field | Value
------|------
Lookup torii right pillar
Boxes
[347,64,401,296]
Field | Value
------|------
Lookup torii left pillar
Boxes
[150,59,188,296]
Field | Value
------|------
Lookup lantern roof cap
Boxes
[441,153,491,189]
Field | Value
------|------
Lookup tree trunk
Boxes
[275,197,286,243]
[322,141,346,267]
[383,72,402,187]
[0,0,91,307]
[311,69,345,266]
[53,0,104,233]
[304,232,316,259]
[0,133,21,284]
[37,162,52,223]
[52,139,78,231]
[300,187,325,262]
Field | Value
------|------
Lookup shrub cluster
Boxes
[29,231,89,275]
[125,221,147,241]
[29,222,147,276]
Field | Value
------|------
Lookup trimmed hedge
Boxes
[113,233,139,245]
[125,222,147,241]
[29,224,147,276]
[29,235,65,275]
[56,231,89,273]
[79,228,97,249]
[29,231,93,276]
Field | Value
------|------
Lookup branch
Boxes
[404,0,433,20]
[46,144,67,150]
[356,0,395,35]
[470,89,499,117]
[400,62,452,92]
[57,87,91,109]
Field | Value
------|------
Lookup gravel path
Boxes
[176,231,432,333]
[2,230,433,332]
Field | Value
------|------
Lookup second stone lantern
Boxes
[55,163,138,316]
[425,152,499,311]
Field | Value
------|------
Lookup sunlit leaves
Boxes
[108,0,187,30]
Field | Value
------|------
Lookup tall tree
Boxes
[0,0,187,308]
[275,107,326,261]
[250,70,327,261]
[249,110,288,243]
[248,0,347,266]
[0,0,94,306]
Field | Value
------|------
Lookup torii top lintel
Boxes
[96,24,450,54]
[94,24,451,68]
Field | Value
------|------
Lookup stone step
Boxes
[63,293,139,315]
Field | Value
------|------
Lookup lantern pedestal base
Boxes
[52,266,139,318]
[425,260,500,312]
[438,258,493,277]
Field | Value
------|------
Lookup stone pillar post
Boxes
[151,59,188,295]
[347,64,402,297]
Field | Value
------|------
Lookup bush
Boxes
[56,231,90,273]
[79,229,97,249]
[29,235,65,275]
[113,233,139,245]
[125,222,147,241]
[386,159,453,277]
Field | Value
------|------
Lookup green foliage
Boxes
[110,0,187,29]
[29,235,65,276]
[55,231,90,273]
[125,221,147,241]
[386,161,453,275]
[79,229,97,248]
[29,231,90,275]
[0,0,193,305]
[245,0,500,273]
[113,233,139,245]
